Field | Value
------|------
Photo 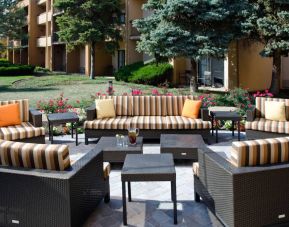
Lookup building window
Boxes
[118,50,125,69]
[120,13,126,24]
[198,57,224,88]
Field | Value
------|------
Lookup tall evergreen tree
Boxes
[54,0,122,79]
[134,0,252,91]
[248,0,289,94]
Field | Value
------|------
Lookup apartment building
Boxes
[7,0,289,91]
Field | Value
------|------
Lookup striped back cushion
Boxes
[96,96,133,116]
[231,137,289,167]
[0,140,71,171]
[132,96,166,116]
[0,99,29,122]
[165,95,197,116]
[255,97,289,120]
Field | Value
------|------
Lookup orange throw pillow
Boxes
[0,103,22,127]
[182,99,202,119]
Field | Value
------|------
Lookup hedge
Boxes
[0,63,35,76]
[115,61,144,82]
[114,62,173,86]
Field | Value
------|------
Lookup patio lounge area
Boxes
[0,96,288,227]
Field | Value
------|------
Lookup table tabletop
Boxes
[211,111,241,120]
[122,154,175,176]
[98,137,143,152]
[47,112,79,123]
[160,134,205,149]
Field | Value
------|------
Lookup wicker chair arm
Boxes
[86,104,96,121]
[201,108,210,121]
[246,106,256,122]
[29,108,43,127]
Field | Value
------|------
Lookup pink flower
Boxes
[166,92,173,96]
[152,88,160,96]
[76,100,80,104]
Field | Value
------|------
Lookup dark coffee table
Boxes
[97,137,143,163]
[121,154,177,225]
[47,112,79,145]
[210,111,242,143]
[160,134,205,160]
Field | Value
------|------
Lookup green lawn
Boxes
[0,74,190,107]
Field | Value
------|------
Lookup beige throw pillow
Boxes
[95,99,116,119]
[265,101,286,121]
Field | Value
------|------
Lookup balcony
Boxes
[52,32,64,44]
[18,0,29,7]
[37,11,52,25]
[53,8,64,16]
[37,36,51,47]
[38,0,47,5]
[129,21,140,40]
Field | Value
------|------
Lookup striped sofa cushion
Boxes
[96,96,133,116]
[84,116,133,130]
[132,96,166,116]
[255,97,289,120]
[130,116,168,129]
[0,122,45,141]
[231,137,289,167]
[166,116,211,129]
[0,140,71,171]
[0,99,29,122]
[245,118,289,134]
[165,96,197,116]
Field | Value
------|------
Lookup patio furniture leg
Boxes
[238,121,240,141]
[232,120,235,137]
[211,117,214,136]
[75,124,78,146]
[71,123,74,138]
[216,125,218,143]
[50,124,54,144]
[195,192,200,202]
[122,180,127,225]
[128,181,132,202]
[172,180,177,225]
[48,122,51,141]
[85,135,89,145]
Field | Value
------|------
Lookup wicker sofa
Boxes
[0,140,110,227]
[193,137,289,227]
[0,99,45,144]
[84,95,211,144]
[246,97,289,139]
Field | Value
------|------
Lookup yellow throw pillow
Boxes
[95,99,116,119]
[265,101,286,121]
[182,99,202,119]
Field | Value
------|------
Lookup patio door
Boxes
[118,50,125,69]
[198,57,224,88]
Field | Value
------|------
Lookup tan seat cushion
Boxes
[129,116,168,129]
[103,162,111,179]
[0,140,71,171]
[0,122,45,141]
[84,116,133,130]
[245,118,289,134]
[166,116,211,129]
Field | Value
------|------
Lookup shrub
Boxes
[0,64,35,76]
[115,61,143,82]
[34,66,51,73]
[0,59,10,66]
[128,63,173,85]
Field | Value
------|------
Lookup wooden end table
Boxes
[121,154,177,225]
[47,112,79,146]
[97,137,143,163]
[210,111,242,143]
[160,134,205,160]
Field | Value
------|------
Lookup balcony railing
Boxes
[37,36,52,47]
[37,0,47,5]
[52,32,64,44]
[53,8,64,16]
[129,21,140,40]
[37,11,52,25]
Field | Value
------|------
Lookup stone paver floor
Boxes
[51,131,245,227]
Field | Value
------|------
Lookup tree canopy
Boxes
[0,0,26,40]
[134,0,252,91]
[54,0,122,79]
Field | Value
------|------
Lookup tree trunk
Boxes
[270,51,281,95]
[190,59,198,93]
[90,42,96,80]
